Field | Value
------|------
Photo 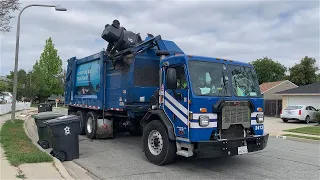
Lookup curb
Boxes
[23,114,74,180]
[275,134,320,144]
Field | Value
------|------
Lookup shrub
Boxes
[316,111,320,124]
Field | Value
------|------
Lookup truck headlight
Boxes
[256,114,264,123]
[199,115,209,127]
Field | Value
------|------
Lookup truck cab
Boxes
[141,52,268,165]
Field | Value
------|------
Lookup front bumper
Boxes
[193,133,269,158]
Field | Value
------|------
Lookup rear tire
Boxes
[85,111,97,139]
[76,110,86,135]
[142,120,176,165]
[282,118,288,122]
[305,116,310,124]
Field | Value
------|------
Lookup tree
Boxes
[32,37,63,102]
[0,0,20,33]
[316,73,320,82]
[289,56,319,86]
[0,80,9,92]
[251,57,287,84]
[6,69,28,100]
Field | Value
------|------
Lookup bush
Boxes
[316,111,320,124]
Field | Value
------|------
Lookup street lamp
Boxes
[10,4,67,120]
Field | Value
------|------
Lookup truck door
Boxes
[163,65,189,140]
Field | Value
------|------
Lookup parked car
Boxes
[0,92,13,104]
[280,105,319,123]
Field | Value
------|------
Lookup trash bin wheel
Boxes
[39,140,50,149]
[55,151,66,162]
[85,111,97,139]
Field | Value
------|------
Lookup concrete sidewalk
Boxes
[0,108,69,180]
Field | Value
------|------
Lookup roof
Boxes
[275,82,320,95]
[259,80,286,94]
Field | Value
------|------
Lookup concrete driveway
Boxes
[264,116,316,136]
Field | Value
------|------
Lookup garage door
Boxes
[287,96,320,109]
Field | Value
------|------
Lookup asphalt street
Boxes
[55,108,320,180]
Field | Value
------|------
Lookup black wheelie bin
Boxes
[38,103,52,113]
[44,115,81,162]
[32,112,65,149]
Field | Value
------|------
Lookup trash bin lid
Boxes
[31,112,65,120]
[44,115,80,126]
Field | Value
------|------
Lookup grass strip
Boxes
[0,119,53,166]
[282,133,320,141]
[284,126,320,136]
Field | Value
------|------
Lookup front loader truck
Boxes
[65,20,269,165]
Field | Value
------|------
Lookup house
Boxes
[259,80,298,117]
[275,82,320,109]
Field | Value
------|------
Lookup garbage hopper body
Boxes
[31,112,65,149]
[45,115,80,161]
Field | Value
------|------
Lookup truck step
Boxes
[176,150,193,157]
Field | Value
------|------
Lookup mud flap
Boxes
[96,118,113,138]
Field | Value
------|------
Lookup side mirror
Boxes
[166,68,177,89]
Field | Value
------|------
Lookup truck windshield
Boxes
[227,64,261,97]
[188,60,231,96]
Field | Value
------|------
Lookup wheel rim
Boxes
[148,130,163,155]
[87,117,93,133]
[306,116,310,123]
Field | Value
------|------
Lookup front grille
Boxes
[221,101,251,130]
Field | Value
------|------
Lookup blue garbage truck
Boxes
[64,20,269,165]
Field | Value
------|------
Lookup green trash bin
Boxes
[32,112,65,149]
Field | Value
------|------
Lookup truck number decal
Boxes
[255,125,264,130]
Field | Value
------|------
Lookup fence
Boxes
[0,102,31,115]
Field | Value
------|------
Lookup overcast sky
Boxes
[1,0,319,76]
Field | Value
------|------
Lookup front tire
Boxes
[282,118,288,122]
[142,120,176,165]
[85,111,97,139]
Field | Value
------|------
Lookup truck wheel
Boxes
[85,111,97,139]
[76,110,86,135]
[143,120,176,165]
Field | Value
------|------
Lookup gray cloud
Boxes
[1,0,319,75]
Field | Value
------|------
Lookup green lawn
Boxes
[284,126,320,136]
[0,119,53,166]
[282,134,320,141]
